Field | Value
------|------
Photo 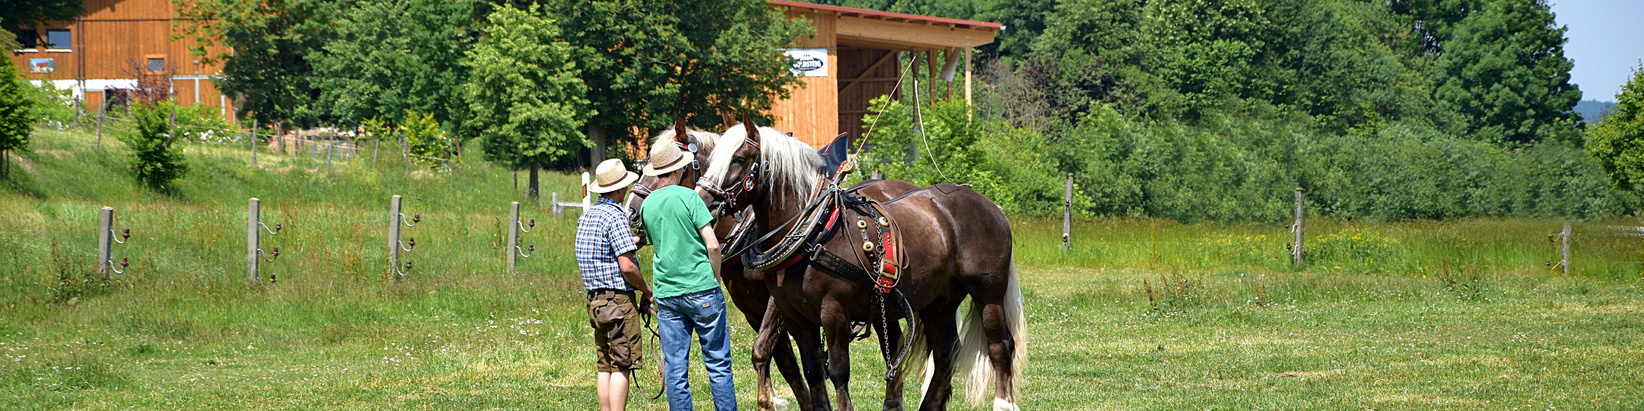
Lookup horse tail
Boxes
[954,260,1025,407]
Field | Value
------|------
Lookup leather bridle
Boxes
[697,137,762,219]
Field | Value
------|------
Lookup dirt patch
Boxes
[1276,371,1326,379]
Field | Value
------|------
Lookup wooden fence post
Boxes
[325,130,334,172]
[97,206,113,279]
[94,103,106,150]
[250,119,258,166]
[1063,173,1072,253]
[1291,188,1306,267]
[508,202,521,274]
[1561,222,1572,276]
[402,133,410,176]
[389,195,403,276]
[248,198,261,282]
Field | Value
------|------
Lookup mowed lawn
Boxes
[3,128,1643,409]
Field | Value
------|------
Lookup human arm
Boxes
[699,223,721,280]
[617,251,653,312]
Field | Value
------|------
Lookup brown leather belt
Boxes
[587,288,635,300]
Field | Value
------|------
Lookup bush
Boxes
[857,97,1632,222]
[120,102,189,192]
[23,78,75,127]
[402,109,452,169]
[168,103,237,143]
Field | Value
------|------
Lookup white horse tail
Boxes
[953,261,1025,408]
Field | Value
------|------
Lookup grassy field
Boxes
[2,127,1642,409]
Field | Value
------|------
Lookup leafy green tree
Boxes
[0,0,82,33]
[0,55,33,180]
[1432,0,1581,145]
[121,102,189,192]
[0,18,18,50]
[549,0,809,168]
[463,4,588,199]
[310,0,482,142]
[1587,64,1644,193]
[175,0,337,128]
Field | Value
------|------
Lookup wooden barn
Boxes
[7,0,235,120]
[765,1,1001,148]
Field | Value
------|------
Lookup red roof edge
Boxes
[768,0,1004,30]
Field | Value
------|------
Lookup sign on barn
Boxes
[765,1,1001,148]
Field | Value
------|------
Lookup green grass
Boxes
[2,127,1642,409]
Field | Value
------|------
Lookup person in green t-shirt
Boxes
[639,139,735,411]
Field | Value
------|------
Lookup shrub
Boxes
[120,102,188,192]
[401,109,452,169]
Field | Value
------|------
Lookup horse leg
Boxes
[916,302,961,411]
[962,270,1024,410]
[872,311,906,411]
[821,300,855,411]
[751,303,783,411]
[789,319,832,411]
[771,326,813,411]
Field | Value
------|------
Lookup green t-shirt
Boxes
[640,185,717,298]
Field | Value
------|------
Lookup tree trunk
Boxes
[587,123,607,170]
[528,161,541,204]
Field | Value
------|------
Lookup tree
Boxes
[464,4,588,200]
[1432,0,1581,145]
[175,0,336,128]
[0,53,33,180]
[310,0,482,142]
[0,0,82,32]
[121,102,189,192]
[549,0,809,168]
[1587,64,1644,193]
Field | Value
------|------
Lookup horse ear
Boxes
[741,113,760,144]
[673,118,689,143]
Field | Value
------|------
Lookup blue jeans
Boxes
[656,288,737,411]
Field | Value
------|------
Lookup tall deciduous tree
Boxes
[1586,64,1644,193]
[549,0,809,168]
[0,52,33,179]
[464,4,588,200]
[310,0,482,140]
[0,0,82,32]
[1432,0,1581,145]
[175,0,337,128]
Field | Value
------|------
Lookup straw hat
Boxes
[589,158,639,194]
[642,140,694,176]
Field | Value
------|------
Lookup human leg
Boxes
[657,295,698,410]
[688,289,737,411]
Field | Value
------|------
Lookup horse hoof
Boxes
[992,397,1019,411]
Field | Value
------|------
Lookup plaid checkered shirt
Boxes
[575,197,639,291]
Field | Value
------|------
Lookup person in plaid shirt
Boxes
[576,158,650,411]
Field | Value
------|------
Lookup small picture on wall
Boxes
[29,58,55,73]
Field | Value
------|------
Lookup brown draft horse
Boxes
[697,121,1025,411]
[624,123,917,410]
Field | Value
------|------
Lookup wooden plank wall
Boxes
[8,0,233,119]
[767,8,838,148]
[836,47,901,146]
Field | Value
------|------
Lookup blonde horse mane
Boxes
[704,123,822,203]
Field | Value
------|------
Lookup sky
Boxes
[1550,0,1644,102]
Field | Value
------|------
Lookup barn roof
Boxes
[768,1,1004,31]
[769,1,1001,49]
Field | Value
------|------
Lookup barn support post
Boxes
[965,47,973,123]
[1063,173,1073,253]
[1291,188,1306,267]
[1561,222,1572,276]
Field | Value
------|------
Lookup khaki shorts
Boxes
[587,291,644,372]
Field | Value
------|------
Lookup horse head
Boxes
[624,119,719,237]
